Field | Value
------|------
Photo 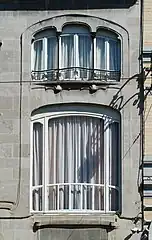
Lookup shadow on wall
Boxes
[0,0,137,10]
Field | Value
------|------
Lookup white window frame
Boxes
[94,34,120,81]
[31,31,57,81]
[31,26,121,82]
[59,32,92,80]
[30,109,120,214]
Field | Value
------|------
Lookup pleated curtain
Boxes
[79,35,92,79]
[33,122,43,211]
[48,116,104,210]
[33,40,44,71]
[61,35,74,79]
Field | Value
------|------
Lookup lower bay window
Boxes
[31,105,120,213]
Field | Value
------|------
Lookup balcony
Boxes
[31,67,120,84]
[32,183,119,213]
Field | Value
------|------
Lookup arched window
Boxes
[30,105,120,213]
[59,25,92,79]
[32,29,58,80]
[94,29,121,80]
[31,25,121,82]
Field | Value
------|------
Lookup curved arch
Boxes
[24,14,129,39]
[31,103,121,121]
[62,21,92,33]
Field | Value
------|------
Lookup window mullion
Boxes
[44,117,49,212]
[75,34,79,79]
[104,120,110,213]
[106,39,110,71]
[59,35,62,69]
[75,34,79,67]
[31,42,34,72]
[30,122,34,212]
[44,38,47,70]
[94,37,96,70]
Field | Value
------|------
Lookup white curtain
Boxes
[79,35,92,79]
[61,35,74,79]
[96,36,120,75]
[33,40,44,71]
[47,37,57,70]
[33,122,43,211]
[48,116,104,210]
[96,37,106,70]
[109,39,120,71]
[109,122,119,211]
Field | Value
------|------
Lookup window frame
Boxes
[31,25,121,82]
[59,32,93,80]
[30,108,121,214]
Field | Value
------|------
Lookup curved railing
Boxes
[31,183,119,213]
[31,67,120,82]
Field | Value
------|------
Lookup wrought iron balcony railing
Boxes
[31,183,119,213]
[31,67,120,82]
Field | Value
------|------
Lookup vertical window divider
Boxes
[104,120,110,213]
[106,38,110,71]
[75,34,79,78]
[93,36,96,73]
[59,35,62,78]
[56,32,60,80]
[109,123,112,211]
[92,33,95,79]
[44,117,48,212]
[118,122,121,211]
[31,42,34,72]
[44,38,47,71]
[30,121,33,212]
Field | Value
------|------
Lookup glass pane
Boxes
[94,185,104,211]
[108,122,119,211]
[60,35,74,78]
[33,122,43,186]
[109,188,119,211]
[79,35,92,78]
[71,184,81,209]
[109,122,119,187]
[47,37,57,69]
[96,37,106,70]
[48,116,104,210]
[109,39,121,71]
[32,187,42,211]
[48,185,58,210]
[33,40,44,71]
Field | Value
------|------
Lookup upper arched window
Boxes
[95,29,121,78]
[60,25,92,79]
[31,25,121,82]
[32,29,57,72]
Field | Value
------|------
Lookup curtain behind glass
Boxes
[33,40,44,71]
[109,40,120,71]
[61,35,74,79]
[79,35,92,79]
[47,37,57,70]
[48,116,104,210]
[109,122,119,211]
[33,122,43,211]
[96,37,106,70]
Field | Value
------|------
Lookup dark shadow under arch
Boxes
[0,0,137,10]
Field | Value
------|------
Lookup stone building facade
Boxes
[0,0,142,239]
